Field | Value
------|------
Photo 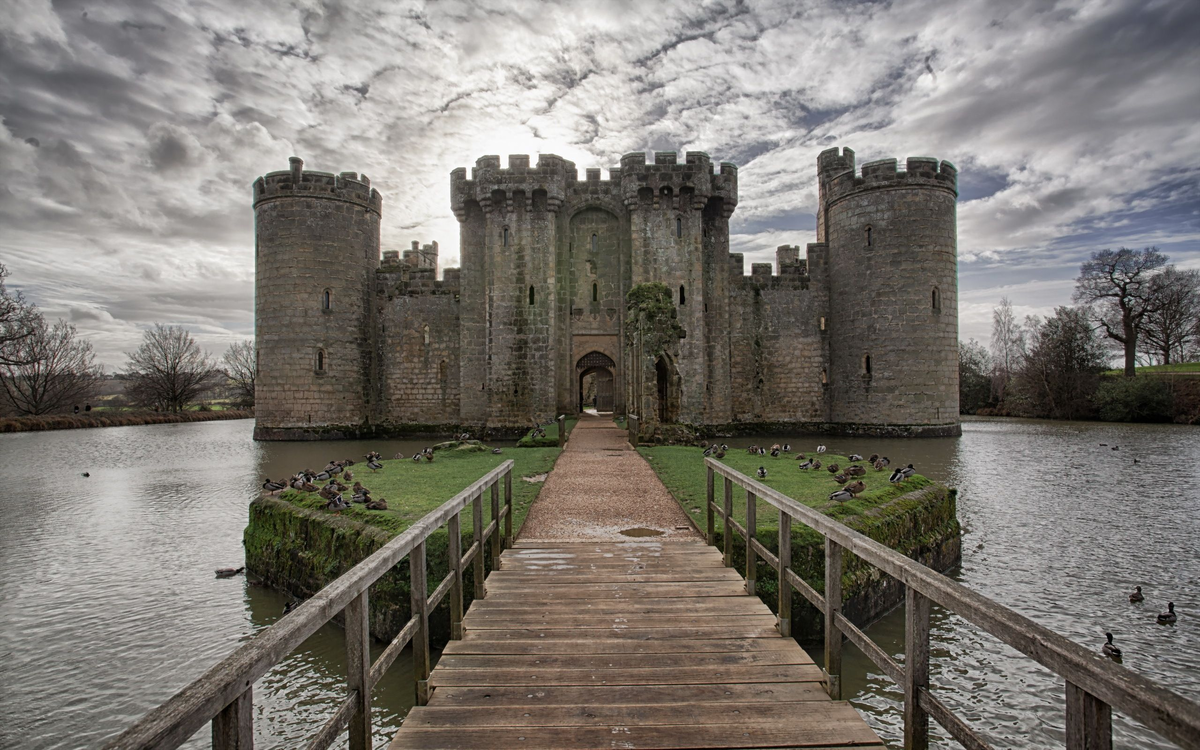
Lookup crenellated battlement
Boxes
[253,157,382,214]
[822,153,957,204]
[616,150,737,211]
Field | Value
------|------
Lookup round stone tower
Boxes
[252,157,381,440]
[819,147,960,435]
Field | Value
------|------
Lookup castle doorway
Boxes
[576,351,616,413]
[655,354,680,423]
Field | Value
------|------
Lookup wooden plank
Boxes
[723,476,733,567]
[778,510,792,638]
[441,638,803,656]
[706,466,715,545]
[422,682,830,706]
[404,700,867,728]
[503,470,512,550]
[904,586,931,750]
[501,559,728,570]
[824,538,843,700]
[435,650,812,671]
[1067,681,1113,750]
[834,612,902,686]
[465,598,773,616]
[344,590,371,750]
[211,687,252,750]
[471,493,484,600]
[745,488,757,596]
[388,724,883,749]
[490,482,501,570]
[460,625,784,641]
[447,512,463,640]
[429,663,826,687]
[460,614,780,630]
[484,569,743,583]
[918,687,995,750]
[479,582,748,599]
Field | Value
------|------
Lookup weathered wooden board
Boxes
[463,614,780,631]
[461,625,784,640]
[419,682,831,706]
[403,700,864,728]
[441,638,801,656]
[389,725,883,749]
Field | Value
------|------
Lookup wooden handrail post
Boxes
[472,492,485,599]
[345,590,372,749]
[557,414,566,448]
[410,541,431,706]
[705,466,715,546]
[722,477,733,568]
[778,510,792,638]
[490,481,501,570]
[503,469,513,550]
[212,687,252,750]
[1067,681,1113,750]
[745,489,757,596]
[903,586,931,750]
[448,511,464,640]
[824,538,843,700]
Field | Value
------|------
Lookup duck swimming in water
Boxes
[1129,586,1144,603]
[1102,632,1122,658]
[756,466,768,479]
[215,566,245,578]
[1158,602,1177,624]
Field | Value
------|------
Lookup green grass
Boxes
[278,445,561,537]
[1103,362,1200,376]
[516,417,578,447]
[638,446,932,534]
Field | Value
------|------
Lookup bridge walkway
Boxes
[388,538,884,749]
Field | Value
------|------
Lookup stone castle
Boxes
[252,147,960,440]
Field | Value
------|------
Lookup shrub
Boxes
[1093,376,1172,422]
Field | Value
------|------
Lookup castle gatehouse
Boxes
[252,148,960,440]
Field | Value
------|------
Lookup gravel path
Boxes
[519,415,700,542]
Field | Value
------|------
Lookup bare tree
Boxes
[222,339,256,407]
[989,297,1022,401]
[1138,267,1200,365]
[123,324,215,412]
[1014,306,1107,419]
[0,317,102,415]
[0,263,42,367]
[1073,246,1168,377]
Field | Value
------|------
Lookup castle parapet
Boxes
[451,153,575,218]
[253,156,382,214]
[822,151,957,204]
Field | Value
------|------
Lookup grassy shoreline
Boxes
[0,409,254,433]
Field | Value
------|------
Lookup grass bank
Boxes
[245,444,562,642]
[1103,362,1200,376]
[639,446,960,641]
[0,409,254,433]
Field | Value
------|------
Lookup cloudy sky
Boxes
[2,0,1198,368]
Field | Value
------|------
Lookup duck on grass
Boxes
[260,440,562,536]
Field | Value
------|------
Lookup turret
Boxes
[252,157,381,439]
[822,149,960,435]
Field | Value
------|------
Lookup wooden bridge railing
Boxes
[705,458,1200,750]
[104,460,515,750]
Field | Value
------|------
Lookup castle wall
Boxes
[253,160,380,438]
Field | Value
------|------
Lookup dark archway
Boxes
[576,351,616,413]
[655,354,680,423]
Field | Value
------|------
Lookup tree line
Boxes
[960,247,1200,423]
[0,263,255,416]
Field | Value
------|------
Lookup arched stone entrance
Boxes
[577,351,615,413]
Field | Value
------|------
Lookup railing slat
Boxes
[302,691,355,750]
[472,492,485,600]
[824,538,843,700]
[722,477,733,568]
[448,511,464,640]
[833,612,903,685]
[778,510,792,638]
[368,616,419,689]
[783,567,825,614]
[461,540,480,568]
[704,458,1200,748]
[490,482,501,570]
[344,591,371,750]
[745,489,757,596]
[904,586,931,750]
[918,687,995,750]
[503,469,513,550]
[706,467,715,546]
[427,570,455,612]
[749,537,778,571]
[410,541,431,706]
[212,686,252,750]
[1067,681,1113,750]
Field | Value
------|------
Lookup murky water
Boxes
[0,417,1196,748]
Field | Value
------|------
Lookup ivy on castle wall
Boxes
[625,282,683,357]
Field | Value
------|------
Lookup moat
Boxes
[1,417,1197,748]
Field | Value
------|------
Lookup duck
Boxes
[1129,586,1144,603]
[1158,602,1177,625]
[714,449,726,459]
[868,454,879,464]
[834,473,848,483]
[318,484,339,500]
[826,463,840,474]
[283,600,301,615]
[214,566,245,578]
[367,460,383,472]
[846,465,866,477]
[423,452,435,463]
[721,444,729,451]
[845,480,866,495]
[492,448,503,454]
[781,444,791,452]
[747,445,759,455]
[770,448,781,458]
[756,466,768,479]
[703,445,714,457]
[1102,632,1122,658]
[413,453,423,462]
[878,456,891,468]
[326,493,348,511]
[81,472,90,478]
[343,470,353,481]
[352,481,368,495]
[365,498,389,511]
[849,454,863,462]
[301,481,319,493]
[262,478,287,493]
[770,443,781,452]
[795,453,806,460]
[829,489,854,502]
[314,470,331,481]
[873,460,886,471]
[901,464,916,479]
[797,459,815,470]
[816,445,827,453]
[1112,446,1119,451]
[889,468,905,483]
[812,459,822,470]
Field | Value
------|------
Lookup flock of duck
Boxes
[260,450,395,512]
[703,442,918,502]
[1103,588,1180,660]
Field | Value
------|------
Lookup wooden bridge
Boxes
[105,455,1200,750]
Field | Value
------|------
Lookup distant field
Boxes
[1104,362,1200,376]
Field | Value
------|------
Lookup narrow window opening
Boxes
[676,217,682,238]
[679,285,686,305]
[322,289,331,310]
[863,354,873,377]
[591,233,598,253]
[821,368,828,385]
[568,241,572,255]
[529,286,535,305]
[932,287,941,311]
[423,324,430,344]
[592,283,598,302]
[316,349,325,372]
[503,227,509,246]
[865,226,872,246]
[819,316,827,331]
